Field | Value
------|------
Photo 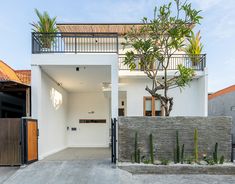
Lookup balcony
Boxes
[118,54,206,71]
[32,32,118,54]
[31,32,206,71]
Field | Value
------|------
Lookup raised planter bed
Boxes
[118,162,235,175]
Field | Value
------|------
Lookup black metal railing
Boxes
[32,32,119,54]
[118,54,206,71]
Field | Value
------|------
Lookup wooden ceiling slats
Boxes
[57,24,143,35]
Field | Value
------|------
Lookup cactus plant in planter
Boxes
[31,9,58,49]
[137,149,141,163]
[149,133,154,164]
[134,132,138,162]
[213,142,218,164]
[219,155,224,164]
[176,131,180,163]
[194,128,198,162]
[181,144,185,164]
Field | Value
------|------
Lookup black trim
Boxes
[111,118,117,163]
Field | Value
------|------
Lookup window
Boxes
[143,96,163,116]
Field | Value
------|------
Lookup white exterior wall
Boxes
[31,50,207,159]
[40,73,68,158]
[31,66,68,159]
[120,70,208,116]
[31,53,118,158]
[67,92,110,147]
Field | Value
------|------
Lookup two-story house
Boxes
[31,23,208,159]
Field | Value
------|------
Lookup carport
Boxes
[31,56,118,161]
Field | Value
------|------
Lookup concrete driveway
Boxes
[2,159,235,184]
[0,167,18,184]
[2,148,235,184]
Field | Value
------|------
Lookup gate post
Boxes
[111,118,117,163]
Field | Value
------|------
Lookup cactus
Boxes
[181,144,185,164]
[176,131,180,163]
[219,155,224,164]
[149,133,154,164]
[194,128,198,162]
[134,132,138,162]
[137,149,141,163]
[213,142,218,164]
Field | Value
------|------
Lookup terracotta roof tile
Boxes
[15,70,31,85]
[0,60,31,85]
[208,85,235,100]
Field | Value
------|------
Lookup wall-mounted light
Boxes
[76,67,86,71]
[88,111,95,114]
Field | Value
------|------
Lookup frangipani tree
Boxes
[123,0,203,116]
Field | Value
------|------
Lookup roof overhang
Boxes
[56,23,144,35]
[56,22,194,35]
[0,80,30,92]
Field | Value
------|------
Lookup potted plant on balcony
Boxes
[184,31,203,67]
[31,9,58,50]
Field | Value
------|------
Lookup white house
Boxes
[31,23,208,159]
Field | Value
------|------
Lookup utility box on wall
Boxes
[0,118,38,166]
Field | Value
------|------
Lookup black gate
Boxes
[111,118,117,163]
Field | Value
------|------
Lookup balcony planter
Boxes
[39,34,55,50]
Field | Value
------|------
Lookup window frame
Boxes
[143,96,163,116]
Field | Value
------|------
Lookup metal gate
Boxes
[111,118,117,163]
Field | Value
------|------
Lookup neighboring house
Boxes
[0,60,31,118]
[31,23,208,159]
[208,85,235,145]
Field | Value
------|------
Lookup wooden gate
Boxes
[0,118,22,166]
[0,118,38,166]
[22,119,38,164]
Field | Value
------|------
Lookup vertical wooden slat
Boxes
[0,118,21,166]
[27,120,38,162]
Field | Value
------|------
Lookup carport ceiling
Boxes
[41,65,111,92]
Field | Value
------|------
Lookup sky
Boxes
[0,0,234,92]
